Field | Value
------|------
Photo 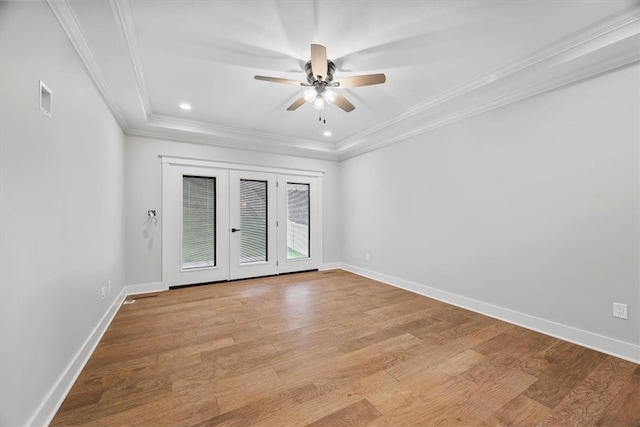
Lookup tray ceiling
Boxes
[48,0,640,160]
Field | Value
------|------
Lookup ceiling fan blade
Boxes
[333,94,355,112]
[310,44,328,81]
[335,73,386,88]
[287,97,306,111]
[255,75,304,86]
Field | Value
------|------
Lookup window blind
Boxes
[239,179,267,263]
[182,176,216,269]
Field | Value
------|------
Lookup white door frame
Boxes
[229,170,278,280]
[161,156,323,287]
[162,163,230,287]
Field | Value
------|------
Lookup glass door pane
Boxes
[239,179,267,263]
[286,183,310,259]
[182,176,216,269]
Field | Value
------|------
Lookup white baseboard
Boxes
[30,270,639,425]
[32,288,127,426]
[319,262,341,271]
[33,281,168,426]
[341,263,640,364]
[125,281,168,295]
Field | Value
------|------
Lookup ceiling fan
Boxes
[254,43,386,112]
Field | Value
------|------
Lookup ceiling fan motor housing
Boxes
[305,60,336,85]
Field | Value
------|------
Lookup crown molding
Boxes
[47,0,131,131]
[50,0,639,162]
[110,0,153,118]
[335,4,640,158]
[133,115,338,160]
[128,128,338,161]
[337,51,640,160]
[147,114,335,152]
[51,0,339,160]
[159,155,325,176]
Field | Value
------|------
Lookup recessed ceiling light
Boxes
[323,131,332,137]
[179,103,192,110]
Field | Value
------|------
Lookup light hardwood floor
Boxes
[52,270,639,426]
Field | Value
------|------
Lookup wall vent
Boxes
[39,81,52,117]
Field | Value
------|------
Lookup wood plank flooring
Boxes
[52,270,639,426]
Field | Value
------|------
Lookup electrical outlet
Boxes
[101,286,106,300]
[613,303,627,319]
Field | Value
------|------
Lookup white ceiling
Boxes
[49,0,640,160]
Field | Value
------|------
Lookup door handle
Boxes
[231,228,241,233]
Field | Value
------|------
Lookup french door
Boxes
[277,174,321,274]
[163,166,230,286]
[162,161,321,287]
[229,171,277,280]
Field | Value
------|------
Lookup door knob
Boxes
[231,228,241,232]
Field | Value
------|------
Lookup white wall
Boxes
[0,3,126,425]
[124,135,341,288]
[0,3,636,425]
[340,65,639,359]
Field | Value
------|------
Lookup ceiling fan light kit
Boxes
[323,89,337,104]
[254,43,386,115]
